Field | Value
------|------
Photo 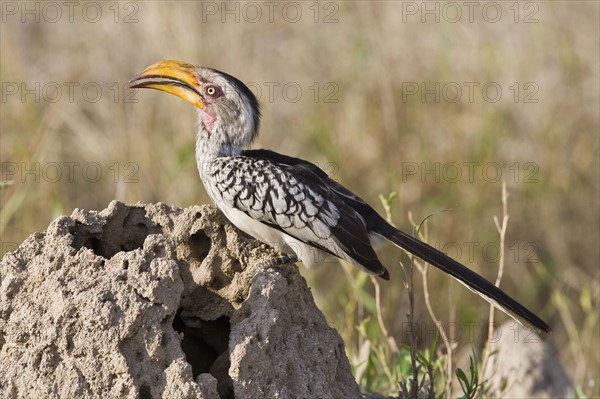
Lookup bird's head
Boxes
[129,60,260,157]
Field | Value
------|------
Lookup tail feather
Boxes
[379,225,550,333]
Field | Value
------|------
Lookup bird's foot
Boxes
[258,255,299,269]
[239,245,253,265]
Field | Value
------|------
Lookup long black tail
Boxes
[378,224,550,332]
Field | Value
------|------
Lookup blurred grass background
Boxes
[1,1,598,396]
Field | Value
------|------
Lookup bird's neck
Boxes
[195,126,243,173]
[195,107,258,170]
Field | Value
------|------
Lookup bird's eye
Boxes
[205,86,221,97]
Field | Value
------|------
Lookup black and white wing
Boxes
[243,149,550,333]
[205,155,389,279]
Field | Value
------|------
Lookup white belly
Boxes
[200,167,334,269]
[216,202,330,269]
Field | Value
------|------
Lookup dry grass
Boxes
[1,1,598,396]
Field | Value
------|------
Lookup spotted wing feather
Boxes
[242,149,550,332]
[207,156,389,278]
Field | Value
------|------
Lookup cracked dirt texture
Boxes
[0,201,362,399]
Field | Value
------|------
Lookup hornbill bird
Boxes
[129,60,550,333]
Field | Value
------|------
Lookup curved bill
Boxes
[129,60,205,110]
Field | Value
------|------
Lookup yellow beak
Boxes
[129,60,205,110]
